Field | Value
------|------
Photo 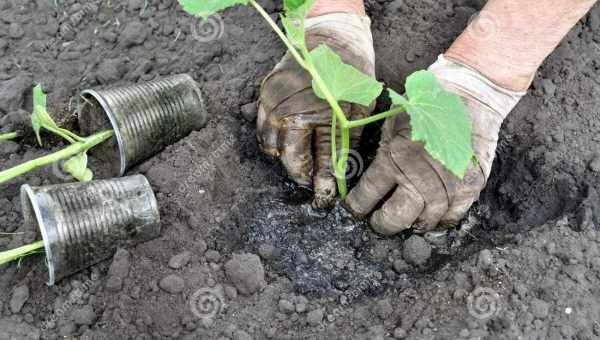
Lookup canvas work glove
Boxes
[346,55,526,235]
[257,13,376,208]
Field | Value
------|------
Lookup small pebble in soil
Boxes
[159,274,185,294]
[240,102,258,122]
[402,235,432,266]
[224,285,238,300]
[205,250,221,263]
[278,299,295,314]
[120,21,148,47]
[295,296,308,313]
[306,309,324,326]
[72,305,96,325]
[108,248,131,278]
[105,276,123,292]
[393,327,407,339]
[224,253,266,296]
[375,299,394,320]
[195,239,208,255]
[477,249,493,270]
[169,251,192,269]
[10,285,29,313]
[258,243,275,260]
[0,141,20,156]
[530,298,550,319]
[393,259,410,273]
[9,23,25,39]
[59,321,77,337]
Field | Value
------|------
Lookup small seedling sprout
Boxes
[0,86,114,265]
[0,132,18,141]
[0,240,45,266]
[0,85,113,185]
[178,0,475,198]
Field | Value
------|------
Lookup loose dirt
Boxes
[1,0,600,339]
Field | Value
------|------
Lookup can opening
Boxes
[20,185,56,285]
[79,92,122,177]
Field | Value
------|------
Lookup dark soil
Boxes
[1,0,600,339]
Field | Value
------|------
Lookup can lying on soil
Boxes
[79,74,208,176]
[21,175,160,285]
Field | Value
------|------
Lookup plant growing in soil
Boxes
[0,86,114,265]
[0,240,45,266]
[0,132,18,141]
[178,0,474,198]
[0,85,114,185]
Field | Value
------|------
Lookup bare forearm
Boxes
[446,0,597,91]
[308,0,365,17]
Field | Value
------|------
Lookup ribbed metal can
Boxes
[79,74,208,176]
[20,175,160,285]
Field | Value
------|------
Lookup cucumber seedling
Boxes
[0,85,114,185]
[0,132,18,141]
[0,86,114,265]
[178,0,475,198]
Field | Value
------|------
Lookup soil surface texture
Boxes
[1,0,600,339]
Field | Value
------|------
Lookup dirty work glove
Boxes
[257,13,376,208]
[346,55,526,235]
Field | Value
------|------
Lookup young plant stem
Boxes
[248,0,405,198]
[347,107,405,128]
[0,132,18,141]
[44,126,86,144]
[249,0,348,126]
[0,240,44,266]
[0,130,113,185]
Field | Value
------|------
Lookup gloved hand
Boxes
[345,55,525,235]
[257,13,376,208]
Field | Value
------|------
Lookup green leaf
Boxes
[31,84,58,146]
[388,71,474,178]
[283,0,315,18]
[177,0,250,19]
[63,152,93,182]
[281,16,305,50]
[309,44,383,107]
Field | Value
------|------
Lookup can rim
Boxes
[80,89,127,176]
[20,184,56,286]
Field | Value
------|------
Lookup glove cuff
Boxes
[305,13,375,67]
[428,55,526,120]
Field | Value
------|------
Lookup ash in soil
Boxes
[1,0,600,339]
[244,198,390,297]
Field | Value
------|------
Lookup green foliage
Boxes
[0,132,18,141]
[310,45,383,107]
[283,0,315,18]
[0,240,45,266]
[177,0,249,19]
[388,71,474,178]
[24,85,100,183]
[63,152,93,182]
[281,16,306,50]
[31,84,59,146]
[178,0,475,199]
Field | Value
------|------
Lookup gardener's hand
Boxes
[345,56,525,235]
[257,12,376,208]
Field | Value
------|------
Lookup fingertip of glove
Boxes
[369,211,411,236]
[312,193,336,209]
